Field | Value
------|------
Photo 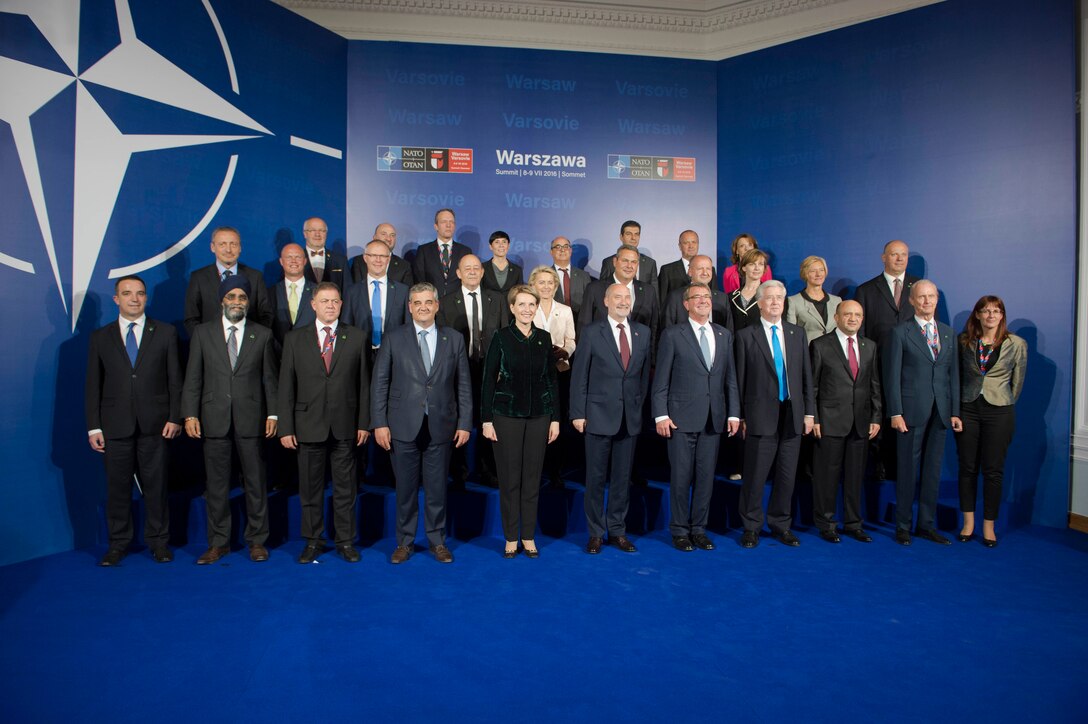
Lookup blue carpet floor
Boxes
[2,525,1087,723]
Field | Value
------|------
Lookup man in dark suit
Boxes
[734,280,815,548]
[350,222,413,286]
[662,255,733,330]
[278,282,370,564]
[300,217,347,291]
[411,208,471,297]
[599,220,658,288]
[85,275,182,566]
[436,254,508,488]
[579,244,659,348]
[882,280,962,546]
[372,283,473,564]
[181,276,279,564]
[658,229,719,301]
[183,226,273,336]
[852,239,918,346]
[341,239,410,365]
[570,283,651,554]
[810,300,882,544]
[653,283,740,552]
[269,243,316,349]
[550,235,592,317]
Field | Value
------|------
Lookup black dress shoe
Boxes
[819,529,841,544]
[844,528,873,543]
[672,536,695,552]
[691,533,716,550]
[774,530,801,547]
[98,549,126,567]
[740,530,759,548]
[522,545,539,559]
[611,535,637,553]
[957,533,973,543]
[915,529,951,546]
[337,544,361,563]
[151,547,174,563]
[585,537,603,554]
[982,537,998,548]
[503,546,518,559]
[298,543,324,564]
[895,529,912,546]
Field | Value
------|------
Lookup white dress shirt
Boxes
[413,321,437,367]
[759,317,788,376]
[914,315,939,353]
[368,274,389,329]
[222,315,246,354]
[460,285,485,350]
[884,271,905,300]
[835,328,860,370]
[307,246,326,272]
[315,318,339,351]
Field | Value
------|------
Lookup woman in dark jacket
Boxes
[956,295,1026,547]
[481,284,560,558]
[481,230,524,295]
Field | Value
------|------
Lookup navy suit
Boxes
[303,248,347,291]
[85,318,181,550]
[734,319,815,534]
[578,278,660,358]
[662,287,733,332]
[184,263,273,337]
[371,323,472,547]
[569,318,651,539]
[411,239,471,297]
[269,278,316,349]
[340,278,409,361]
[810,331,882,533]
[882,319,960,533]
[652,321,739,537]
[351,253,413,287]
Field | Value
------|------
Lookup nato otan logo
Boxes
[2,0,342,331]
[608,154,696,182]
[378,146,473,173]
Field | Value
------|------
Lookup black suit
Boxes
[340,278,409,363]
[371,324,473,547]
[184,264,273,337]
[481,259,523,295]
[351,253,414,287]
[412,240,471,297]
[600,252,658,288]
[553,264,592,317]
[578,278,660,355]
[734,319,815,534]
[269,278,316,349]
[278,323,370,546]
[85,317,181,550]
[181,319,278,548]
[303,248,347,291]
[810,331,882,533]
[652,321,739,537]
[663,287,733,332]
[658,259,721,301]
[853,273,920,347]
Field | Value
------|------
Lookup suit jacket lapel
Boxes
[680,323,711,372]
[906,321,934,361]
[830,335,853,381]
[600,323,623,370]
[876,277,898,314]
[429,328,447,380]
[134,322,155,369]
[755,324,776,373]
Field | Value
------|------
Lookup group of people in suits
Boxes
[85,216,1026,568]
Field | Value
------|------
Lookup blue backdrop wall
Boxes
[717,0,1075,527]
[0,0,347,565]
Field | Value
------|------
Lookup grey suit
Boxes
[960,335,1026,407]
[786,292,840,341]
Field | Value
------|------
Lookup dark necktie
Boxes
[617,323,630,370]
[227,325,238,370]
[847,336,859,380]
[440,243,450,276]
[125,321,138,367]
[221,268,233,281]
[560,268,571,305]
[893,278,902,308]
[469,291,481,359]
[321,326,334,373]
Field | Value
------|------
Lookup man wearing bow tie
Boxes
[883,280,962,546]
[182,275,279,564]
[184,226,273,336]
[301,217,347,291]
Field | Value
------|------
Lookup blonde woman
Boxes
[786,255,840,340]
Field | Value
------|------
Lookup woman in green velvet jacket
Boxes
[481,284,560,558]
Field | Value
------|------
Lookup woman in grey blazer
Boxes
[785,255,840,340]
[955,295,1026,547]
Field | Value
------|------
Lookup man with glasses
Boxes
[351,223,414,287]
[301,217,347,292]
[549,236,592,317]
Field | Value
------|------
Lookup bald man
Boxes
[351,222,414,286]
[270,243,317,349]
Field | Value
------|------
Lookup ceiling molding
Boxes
[275,0,943,59]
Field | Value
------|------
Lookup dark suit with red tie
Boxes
[85,317,181,551]
[278,322,370,546]
[810,331,882,533]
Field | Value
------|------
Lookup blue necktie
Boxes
[221,268,232,281]
[125,321,138,367]
[371,281,382,347]
[771,325,788,402]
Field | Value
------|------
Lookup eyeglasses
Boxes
[551,244,571,250]
[304,228,328,234]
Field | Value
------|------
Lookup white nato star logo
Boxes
[611,157,626,175]
[381,148,398,168]
[1,0,271,330]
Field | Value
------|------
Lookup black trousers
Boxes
[493,414,549,541]
[667,425,721,537]
[739,402,801,534]
[103,426,169,549]
[956,398,1015,520]
[297,436,357,545]
[202,426,268,548]
[391,416,451,547]
[583,427,636,538]
[811,428,868,532]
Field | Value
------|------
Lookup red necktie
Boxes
[321,326,334,373]
[560,268,571,305]
[847,336,859,380]
[617,323,630,370]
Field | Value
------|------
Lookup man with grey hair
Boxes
[733,279,815,548]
